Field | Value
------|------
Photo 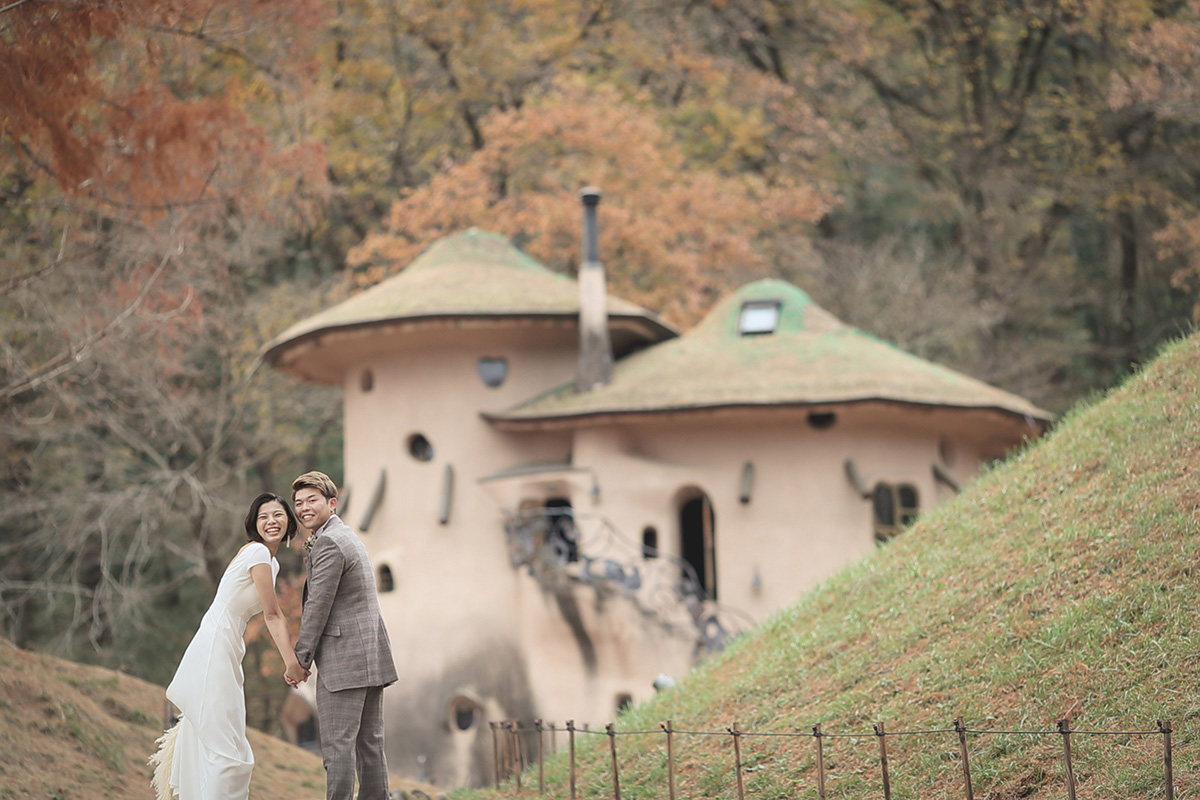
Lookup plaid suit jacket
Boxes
[295,515,398,691]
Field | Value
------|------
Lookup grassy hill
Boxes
[458,333,1200,800]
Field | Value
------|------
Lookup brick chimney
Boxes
[576,187,614,392]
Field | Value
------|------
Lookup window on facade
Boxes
[360,369,374,392]
[642,526,658,559]
[679,492,717,599]
[407,433,434,462]
[477,357,508,388]
[376,565,395,593]
[873,482,919,542]
[737,300,781,336]
[545,497,578,562]
[807,411,836,430]
[449,696,478,731]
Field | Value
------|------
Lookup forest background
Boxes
[3,0,1200,736]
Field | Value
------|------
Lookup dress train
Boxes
[148,718,182,800]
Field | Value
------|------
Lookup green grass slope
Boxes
[463,333,1200,800]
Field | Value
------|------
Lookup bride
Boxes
[150,492,311,800]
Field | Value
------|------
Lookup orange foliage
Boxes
[1,0,126,185]
[1,0,330,406]
[0,0,328,222]
[349,79,832,326]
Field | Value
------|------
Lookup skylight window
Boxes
[738,300,781,336]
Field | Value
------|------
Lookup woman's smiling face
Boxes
[257,500,290,545]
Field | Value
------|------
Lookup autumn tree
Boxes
[309,0,618,260]
[8,0,1200,700]
[348,79,832,326]
[0,0,337,695]
[1110,0,1200,318]
[675,0,1199,408]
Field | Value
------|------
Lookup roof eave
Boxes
[263,311,678,379]
[484,397,1053,433]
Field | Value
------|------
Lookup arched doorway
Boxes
[678,490,717,600]
[544,496,578,562]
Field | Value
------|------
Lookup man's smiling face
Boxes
[294,486,335,533]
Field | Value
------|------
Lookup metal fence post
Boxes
[568,720,577,800]
[1057,719,1077,800]
[502,721,513,783]
[509,721,522,791]
[814,723,827,800]
[490,721,501,788]
[874,722,892,800]
[607,723,622,800]
[730,722,745,800]
[535,718,545,794]
[1158,719,1175,800]
[520,720,529,790]
[662,720,676,800]
[954,717,974,800]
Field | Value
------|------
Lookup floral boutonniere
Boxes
[301,534,318,562]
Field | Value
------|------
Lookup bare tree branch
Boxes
[0,247,183,401]
[0,0,35,15]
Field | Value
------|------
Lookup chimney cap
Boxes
[579,187,601,206]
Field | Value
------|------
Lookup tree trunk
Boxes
[1117,205,1138,369]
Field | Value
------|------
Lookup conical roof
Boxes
[488,279,1052,426]
[263,229,676,377]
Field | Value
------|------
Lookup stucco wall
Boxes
[565,403,998,621]
[328,323,1029,787]
[337,324,578,784]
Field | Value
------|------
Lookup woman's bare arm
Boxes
[250,562,310,686]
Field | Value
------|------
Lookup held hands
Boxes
[284,662,311,687]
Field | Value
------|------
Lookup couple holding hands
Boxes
[151,471,397,800]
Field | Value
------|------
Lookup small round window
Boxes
[407,433,434,462]
[477,357,508,388]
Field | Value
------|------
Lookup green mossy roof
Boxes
[492,279,1052,422]
[263,229,674,364]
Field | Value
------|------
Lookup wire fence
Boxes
[487,717,1176,800]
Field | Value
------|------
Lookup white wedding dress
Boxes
[151,542,279,800]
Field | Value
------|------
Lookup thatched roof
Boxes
[263,229,676,380]
[487,279,1052,427]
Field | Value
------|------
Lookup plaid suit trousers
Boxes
[316,681,389,800]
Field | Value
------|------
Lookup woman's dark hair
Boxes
[244,492,299,544]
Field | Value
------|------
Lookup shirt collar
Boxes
[315,514,340,538]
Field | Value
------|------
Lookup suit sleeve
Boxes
[293,537,345,670]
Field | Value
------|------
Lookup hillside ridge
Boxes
[0,636,332,799]
[459,333,1200,800]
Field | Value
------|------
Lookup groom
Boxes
[292,470,398,800]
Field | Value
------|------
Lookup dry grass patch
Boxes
[0,638,441,800]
